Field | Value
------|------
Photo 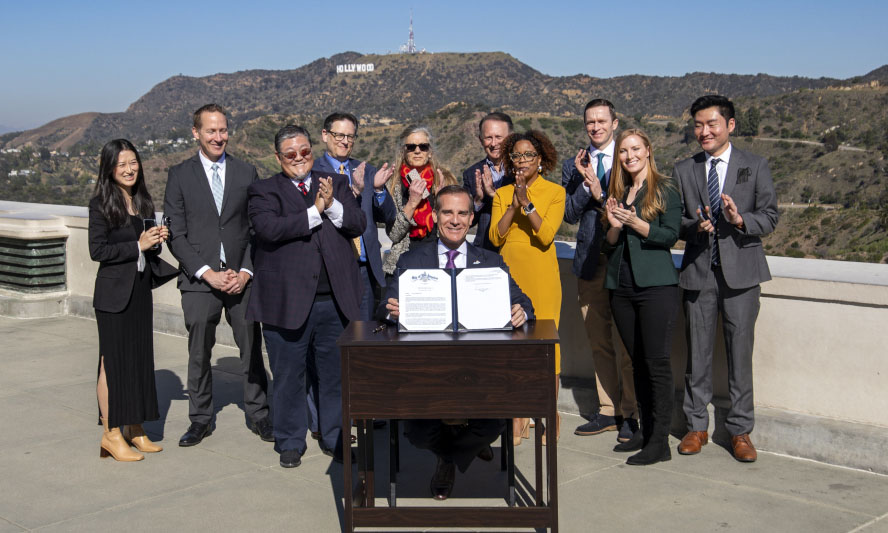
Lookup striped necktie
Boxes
[211,163,226,263]
[708,158,721,266]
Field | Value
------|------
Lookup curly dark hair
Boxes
[501,130,558,177]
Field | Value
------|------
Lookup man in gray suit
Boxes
[674,95,778,462]
[163,104,272,447]
[562,99,638,443]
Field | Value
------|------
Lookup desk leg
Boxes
[548,414,559,532]
[507,422,515,506]
[534,417,543,507]
[366,419,375,507]
[390,419,398,507]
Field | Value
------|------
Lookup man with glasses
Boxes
[309,112,395,439]
[163,103,273,447]
[246,124,366,468]
[462,112,514,251]
[562,99,638,445]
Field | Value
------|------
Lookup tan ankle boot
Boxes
[100,418,144,461]
[123,424,162,453]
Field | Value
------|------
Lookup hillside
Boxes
[1,52,886,263]
[1,52,855,150]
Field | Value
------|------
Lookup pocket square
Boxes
[737,167,751,184]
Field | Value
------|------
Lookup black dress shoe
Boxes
[322,446,357,464]
[178,423,211,447]
[476,444,494,462]
[613,429,643,452]
[430,456,455,500]
[280,449,302,468]
[626,445,671,466]
[251,417,274,442]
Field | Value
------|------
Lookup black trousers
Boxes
[610,283,679,448]
[405,419,505,473]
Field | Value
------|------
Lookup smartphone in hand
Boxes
[143,218,160,250]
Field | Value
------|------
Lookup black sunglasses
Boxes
[404,143,430,152]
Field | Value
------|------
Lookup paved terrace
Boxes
[1,315,886,533]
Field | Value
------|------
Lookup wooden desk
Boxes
[338,320,559,532]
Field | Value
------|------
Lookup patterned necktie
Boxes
[297,181,308,196]
[444,249,460,269]
[596,153,607,193]
[708,158,722,266]
[338,163,346,175]
[339,163,363,258]
[211,163,226,263]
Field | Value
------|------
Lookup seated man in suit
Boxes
[246,125,366,468]
[380,184,534,500]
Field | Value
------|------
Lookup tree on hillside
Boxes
[736,106,760,137]
[822,131,839,152]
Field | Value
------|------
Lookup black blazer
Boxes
[163,153,258,291]
[88,196,178,313]
[246,170,367,330]
[462,158,514,251]
[378,240,535,321]
[562,155,608,280]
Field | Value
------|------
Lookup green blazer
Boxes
[603,179,681,289]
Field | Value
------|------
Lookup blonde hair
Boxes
[388,125,457,196]
[608,129,673,222]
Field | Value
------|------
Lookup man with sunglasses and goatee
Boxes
[246,125,366,469]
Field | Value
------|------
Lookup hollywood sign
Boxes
[336,63,375,74]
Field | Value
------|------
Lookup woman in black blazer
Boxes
[602,129,681,466]
[88,139,177,461]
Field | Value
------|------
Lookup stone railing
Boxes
[1,200,886,474]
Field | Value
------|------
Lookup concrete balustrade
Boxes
[1,199,886,474]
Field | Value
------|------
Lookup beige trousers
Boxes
[577,255,637,419]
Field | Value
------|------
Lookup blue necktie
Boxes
[708,158,721,266]
[210,163,226,263]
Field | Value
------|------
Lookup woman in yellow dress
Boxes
[490,130,565,445]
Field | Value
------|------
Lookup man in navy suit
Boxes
[562,99,637,442]
[462,112,513,251]
[674,95,778,462]
[308,112,396,439]
[381,185,534,500]
[246,125,366,468]
[163,104,272,447]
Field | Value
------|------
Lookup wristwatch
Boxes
[522,202,536,216]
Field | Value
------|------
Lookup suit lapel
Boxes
[219,155,234,215]
[465,244,485,267]
[693,152,709,208]
[191,156,219,217]
[278,173,306,212]
[722,147,742,198]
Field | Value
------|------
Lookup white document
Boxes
[455,267,511,331]
[398,269,453,332]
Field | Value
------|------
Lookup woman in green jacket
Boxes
[602,129,681,466]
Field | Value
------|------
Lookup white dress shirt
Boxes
[705,143,732,193]
[582,140,615,196]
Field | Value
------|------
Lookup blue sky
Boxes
[1,0,885,130]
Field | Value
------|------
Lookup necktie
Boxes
[708,158,722,266]
[444,249,460,269]
[297,181,308,196]
[596,153,607,193]
[339,163,364,258]
[211,164,226,263]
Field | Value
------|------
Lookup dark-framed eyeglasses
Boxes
[278,147,313,162]
[404,143,431,152]
[509,151,539,162]
[326,130,358,143]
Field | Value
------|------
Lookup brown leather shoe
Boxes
[678,430,708,455]
[731,434,757,462]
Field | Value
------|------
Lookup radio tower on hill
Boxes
[400,11,418,54]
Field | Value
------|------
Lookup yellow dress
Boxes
[490,176,565,374]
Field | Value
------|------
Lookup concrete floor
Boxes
[0,315,886,532]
